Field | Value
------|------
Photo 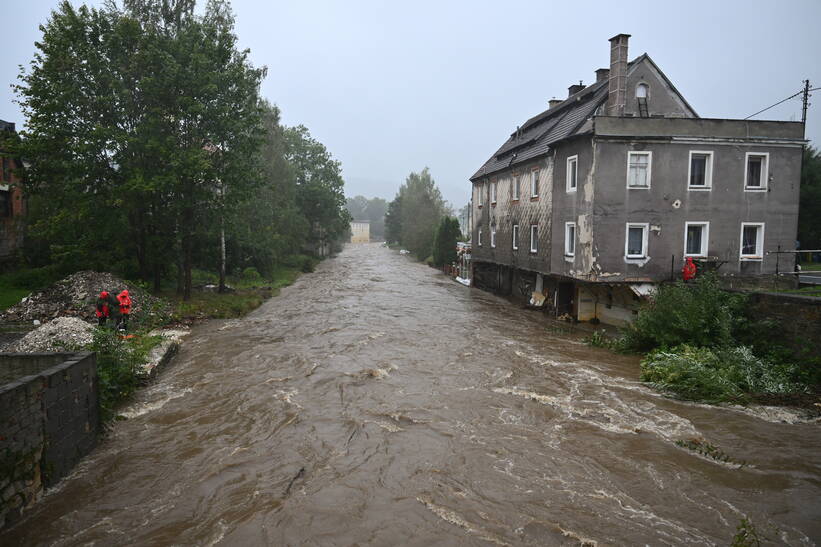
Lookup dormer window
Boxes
[636,83,649,98]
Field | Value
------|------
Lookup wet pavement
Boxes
[5,243,821,545]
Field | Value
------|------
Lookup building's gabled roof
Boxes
[0,120,15,132]
[469,54,695,181]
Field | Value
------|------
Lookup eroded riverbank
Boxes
[4,243,820,545]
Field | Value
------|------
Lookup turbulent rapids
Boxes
[5,243,821,545]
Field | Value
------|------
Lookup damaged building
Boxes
[469,34,805,326]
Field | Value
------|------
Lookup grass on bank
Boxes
[585,273,818,406]
[163,263,303,320]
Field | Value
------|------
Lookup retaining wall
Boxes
[0,352,98,529]
[743,292,821,358]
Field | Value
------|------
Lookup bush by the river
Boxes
[87,329,160,423]
[640,344,807,403]
[612,273,816,404]
[621,274,748,351]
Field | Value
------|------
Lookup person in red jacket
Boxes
[682,256,697,282]
[117,289,132,331]
[95,291,117,326]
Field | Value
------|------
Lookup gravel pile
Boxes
[4,317,96,353]
[0,271,170,324]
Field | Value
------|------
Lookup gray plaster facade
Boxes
[469,34,805,325]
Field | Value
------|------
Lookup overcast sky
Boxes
[2,0,820,208]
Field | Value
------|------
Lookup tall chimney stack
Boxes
[607,33,630,116]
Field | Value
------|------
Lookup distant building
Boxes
[350,220,370,243]
[469,34,804,326]
[0,120,25,260]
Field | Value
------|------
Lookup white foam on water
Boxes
[274,389,301,408]
[492,386,700,441]
[120,387,194,419]
[416,497,510,546]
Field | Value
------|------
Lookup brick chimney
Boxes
[567,81,585,97]
[607,33,630,116]
[549,98,563,108]
[595,68,610,83]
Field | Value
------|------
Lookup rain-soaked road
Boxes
[6,243,821,545]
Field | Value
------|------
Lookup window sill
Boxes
[687,186,712,191]
[511,199,519,203]
[744,187,767,192]
[684,254,707,259]
[624,256,650,265]
[627,186,651,190]
[740,256,763,261]
[491,203,497,207]
[566,188,577,193]
[530,196,539,202]
[477,205,483,209]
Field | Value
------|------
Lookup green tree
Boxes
[385,168,448,258]
[798,145,821,250]
[432,217,461,267]
[15,0,265,299]
[284,126,351,256]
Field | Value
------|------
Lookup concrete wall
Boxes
[622,57,696,118]
[588,137,803,282]
[0,352,99,529]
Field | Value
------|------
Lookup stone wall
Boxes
[0,352,98,529]
[743,292,821,358]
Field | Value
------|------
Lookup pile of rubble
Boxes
[3,317,96,353]
[0,271,170,325]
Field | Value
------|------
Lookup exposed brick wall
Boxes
[0,352,99,529]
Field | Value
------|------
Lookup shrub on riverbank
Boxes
[604,273,817,405]
[621,274,748,351]
[641,344,806,403]
[86,329,162,423]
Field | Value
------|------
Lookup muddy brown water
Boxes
[5,243,821,546]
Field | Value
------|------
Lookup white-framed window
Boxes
[477,183,483,207]
[477,228,482,246]
[740,222,765,260]
[512,175,520,200]
[530,170,540,198]
[625,223,649,259]
[566,155,578,192]
[744,152,768,191]
[627,151,652,188]
[490,227,496,248]
[636,83,649,98]
[512,224,519,250]
[490,180,497,204]
[684,221,709,257]
[530,224,538,253]
[564,222,576,257]
[688,151,713,190]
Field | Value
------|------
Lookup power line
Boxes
[744,89,803,120]
[743,84,820,121]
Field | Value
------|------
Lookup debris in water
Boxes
[284,467,305,496]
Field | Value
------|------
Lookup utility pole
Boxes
[801,79,811,124]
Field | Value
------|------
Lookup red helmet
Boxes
[100,291,109,298]
[120,290,129,297]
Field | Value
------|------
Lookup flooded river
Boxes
[5,243,821,545]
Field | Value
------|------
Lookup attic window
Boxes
[636,83,649,98]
